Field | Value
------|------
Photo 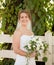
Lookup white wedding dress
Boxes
[14,35,36,65]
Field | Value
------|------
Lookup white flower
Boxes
[33,45,36,48]
[24,36,49,63]
[32,37,36,41]
[36,47,40,51]
[31,36,38,41]
[41,46,44,50]
[28,44,31,49]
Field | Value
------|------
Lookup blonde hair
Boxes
[18,10,31,20]
[16,10,32,31]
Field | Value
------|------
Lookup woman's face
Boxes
[19,12,30,27]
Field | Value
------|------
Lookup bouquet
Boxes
[24,36,49,65]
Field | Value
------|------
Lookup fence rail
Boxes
[0,31,54,65]
[0,50,16,59]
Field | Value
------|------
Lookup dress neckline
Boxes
[21,34,34,38]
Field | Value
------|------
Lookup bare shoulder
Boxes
[32,31,34,35]
[13,29,22,38]
[28,30,34,35]
[31,31,34,35]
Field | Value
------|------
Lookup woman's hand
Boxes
[29,52,36,58]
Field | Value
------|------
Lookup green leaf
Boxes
[42,57,48,62]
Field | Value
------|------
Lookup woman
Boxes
[12,10,36,65]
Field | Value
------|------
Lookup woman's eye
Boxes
[21,16,24,18]
[20,16,28,19]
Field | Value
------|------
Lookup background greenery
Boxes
[0,0,54,65]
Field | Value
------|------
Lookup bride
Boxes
[12,10,36,65]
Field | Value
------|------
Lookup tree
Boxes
[0,0,54,65]
[1,0,23,35]
[23,0,54,35]
[0,0,23,65]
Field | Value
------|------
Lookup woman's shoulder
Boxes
[31,32,34,35]
[13,29,22,37]
[28,30,34,35]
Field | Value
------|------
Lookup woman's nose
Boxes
[23,17,27,20]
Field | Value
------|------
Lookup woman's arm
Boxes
[12,30,27,56]
[12,30,36,57]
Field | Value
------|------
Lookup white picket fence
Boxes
[0,31,54,65]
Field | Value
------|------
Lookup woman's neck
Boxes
[21,26,27,30]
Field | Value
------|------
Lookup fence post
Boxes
[45,31,52,65]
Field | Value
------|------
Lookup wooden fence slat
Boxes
[0,50,16,59]
[0,34,12,43]
[52,36,54,45]
[45,31,52,65]
[0,31,54,65]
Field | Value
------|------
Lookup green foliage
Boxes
[1,0,23,35]
[0,0,54,65]
[23,0,54,35]
[0,43,12,50]
[0,0,23,65]
[0,0,54,35]
[24,36,49,62]
[42,57,48,62]
[0,58,15,65]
